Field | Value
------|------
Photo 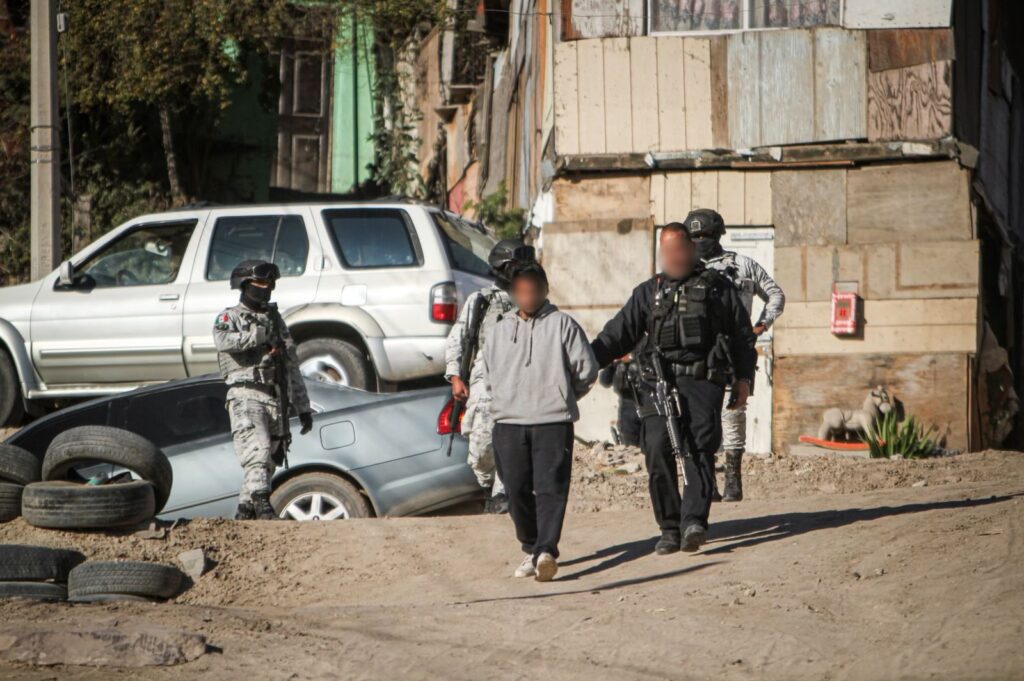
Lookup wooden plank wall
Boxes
[769,158,978,451]
[553,27,961,155]
[841,0,954,29]
[553,35,726,155]
[726,29,867,148]
[561,0,644,40]
[649,171,772,226]
[773,353,969,454]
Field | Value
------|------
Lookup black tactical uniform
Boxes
[592,262,757,551]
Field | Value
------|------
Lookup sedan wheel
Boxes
[279,491,349,521]
[270,471,372,520]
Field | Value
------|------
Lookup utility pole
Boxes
[30,0,61,281]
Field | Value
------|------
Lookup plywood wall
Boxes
[867,60,953,141]
[553,36,727,155]
[649,171,772,226]
[773,353,969,454]
[726,28,867,148]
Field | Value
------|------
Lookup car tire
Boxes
[0,444,41,486]
[0,581,67,601]
[0,482,22,523]
[21,480,155,530]
[43,426,173,513]
[296,337,373,391]
[0,350,24,427]
[0,544,86,582]
[68,561,183,601]
[271,472,372,520]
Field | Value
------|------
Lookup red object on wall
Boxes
[831,292,859,335]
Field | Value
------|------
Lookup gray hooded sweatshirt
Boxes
[482,301,599,425]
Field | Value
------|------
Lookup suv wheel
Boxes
[0,350,24,427]
[296,338,372,390]
[271,472,371,520]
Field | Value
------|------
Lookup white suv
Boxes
[0,201,497,424]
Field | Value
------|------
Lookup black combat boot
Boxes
[680,523,707,553]
[234,501,256,520]
[486,492,510,515]
[723,450,744,502]
[655,529,681,555]
[252,492,278,520]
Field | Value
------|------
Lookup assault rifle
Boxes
[445,294,490,457]
[649,349,690,482]
[267,303,292,469]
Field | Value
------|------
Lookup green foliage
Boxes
[466,182,526,239]
[64,0,290,116]
[0,25,30,285]
[863,412,938,459]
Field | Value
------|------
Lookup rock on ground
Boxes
[0,623,207,667]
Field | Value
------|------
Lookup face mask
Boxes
[241,283,272,310]
[694,238,723,260]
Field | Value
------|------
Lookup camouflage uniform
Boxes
[703,250,785,451]
[445,285,515,495]
[214,303,310,504]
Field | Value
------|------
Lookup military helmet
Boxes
[230,259,280,290]
[488,239,536,271]
[683,209,726,239]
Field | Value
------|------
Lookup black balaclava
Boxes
[695,237,724,260]
[494,263,515,291]
[241,282,272,310]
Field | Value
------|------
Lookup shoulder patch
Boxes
[215,311,232,331]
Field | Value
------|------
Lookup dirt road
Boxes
[1,450,1023,680]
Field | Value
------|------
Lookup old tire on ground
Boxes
[0,581,67,601]
[68,561,183,601]
[271,472,372,521]
[0,545,86,582]
[296,337,372,391]
[0,444,41,486]
[21,481,155,530]
[0,483,22,522]
[43,426,172,513]
[0,350,24,428]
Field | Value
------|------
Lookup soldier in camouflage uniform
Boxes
[685,209,785,502]
[214,260,314,520]
[445,240,536,514]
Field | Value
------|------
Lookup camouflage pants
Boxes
[463,388,505,496]
[227,387,284,503]
[720,386,746,452]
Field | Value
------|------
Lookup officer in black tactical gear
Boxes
[591,220,757,554]
[214,260,314,520]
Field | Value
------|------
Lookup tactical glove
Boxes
[299,412,314,435]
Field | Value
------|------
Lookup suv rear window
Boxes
[433,212,497,277]
[323,208,419,269]
[207,215,309,280]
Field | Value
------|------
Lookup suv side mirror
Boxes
[57,260,75,288]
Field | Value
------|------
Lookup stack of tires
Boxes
[0,444,42,522]
[0,546,184,602]
[0,545,84,601]
[21,426,173,530]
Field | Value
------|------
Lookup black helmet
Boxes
[488,240,535,271]
[230,259,280,290]
[683,209,726,239]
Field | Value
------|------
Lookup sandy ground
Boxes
[1,446,1023,680]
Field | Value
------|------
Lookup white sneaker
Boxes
[535,552,558,582]
[513,554,536,578]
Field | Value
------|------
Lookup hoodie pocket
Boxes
[532,382,571,421]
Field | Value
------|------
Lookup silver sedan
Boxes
[6,376,481,520]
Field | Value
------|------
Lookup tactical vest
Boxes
[649,276,718,357]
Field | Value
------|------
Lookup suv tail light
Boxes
[437,398,464,435]
[430,282,458,323]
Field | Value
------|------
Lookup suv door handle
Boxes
[158,293,180,301]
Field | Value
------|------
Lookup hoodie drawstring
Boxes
[510,314,536,366]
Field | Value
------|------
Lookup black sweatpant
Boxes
[638,377,724,531]
[492,422,574,560]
